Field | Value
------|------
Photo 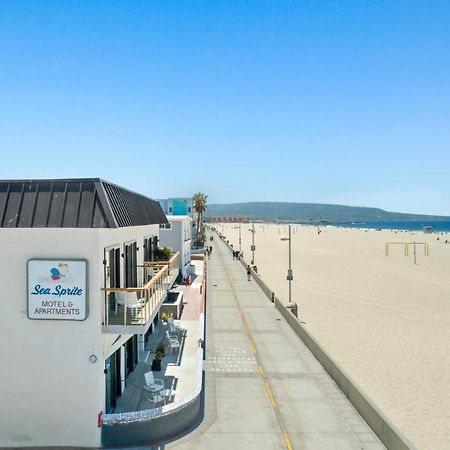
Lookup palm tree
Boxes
[193,192,208,245]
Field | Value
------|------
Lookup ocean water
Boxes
[333,220,450,233]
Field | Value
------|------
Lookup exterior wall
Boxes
[0,223,160,448]
[159,198,193,218]
[159,221,181,257]
[182,221,192,278]
[98,224,159,358]
[159,217,192,279]
[0,228,103,448]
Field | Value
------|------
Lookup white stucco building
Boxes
[158,215,192,280]
[0,179,178,448]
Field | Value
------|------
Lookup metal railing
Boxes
[142,252,180,288]
[102,252,179,329]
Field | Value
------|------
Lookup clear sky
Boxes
[1,1,449,215]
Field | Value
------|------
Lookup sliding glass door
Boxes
[124,242,137,288]
[105,350,121,413]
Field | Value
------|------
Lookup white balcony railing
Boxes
[102,252,179,332]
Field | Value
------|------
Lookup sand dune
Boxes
[217,223,450,450]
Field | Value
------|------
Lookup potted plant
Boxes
[153,246,172,260]
[161,312,174,323]
[151,345,165,371]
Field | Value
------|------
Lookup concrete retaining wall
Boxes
[275,301,416,450]
[215,229,416,450]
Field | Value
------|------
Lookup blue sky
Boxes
[1,1,449,215]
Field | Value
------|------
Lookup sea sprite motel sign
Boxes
[27,259,88,320]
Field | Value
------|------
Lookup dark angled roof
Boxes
[0,178,168,228]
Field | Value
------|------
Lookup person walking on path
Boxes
[247,265,251,281]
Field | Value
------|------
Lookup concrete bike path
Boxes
[167,234,385,450]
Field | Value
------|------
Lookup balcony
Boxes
[102,252,180,334]
[142,251,180,289]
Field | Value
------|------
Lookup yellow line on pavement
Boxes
[283,432,293,450]
[218,238,292,450]
[264,381,277,408]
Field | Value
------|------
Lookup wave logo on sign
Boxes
[50,263,69,281]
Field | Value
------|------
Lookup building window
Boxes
[159,223,172,229]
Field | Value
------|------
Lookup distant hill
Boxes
[205,202,450,223]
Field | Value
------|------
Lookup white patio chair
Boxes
[165,331,181,355]
[167,317,179,336]
[168,316,184,330]
[115,290,142,319]
[161,388,176,403]
[145,388,165,406]
[167,338,180,355]
[114,291,123,314]
[165,331,180,345]
[144,371,164,392]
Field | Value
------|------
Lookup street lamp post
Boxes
[239,222,242,253]
[281,224,298,318]
[249,222,256,265]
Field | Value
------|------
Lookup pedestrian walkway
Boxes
[167,232,385,449]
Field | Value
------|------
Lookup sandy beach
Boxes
[217,223,450,450]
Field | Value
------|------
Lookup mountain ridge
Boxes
[205,202,450,222]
